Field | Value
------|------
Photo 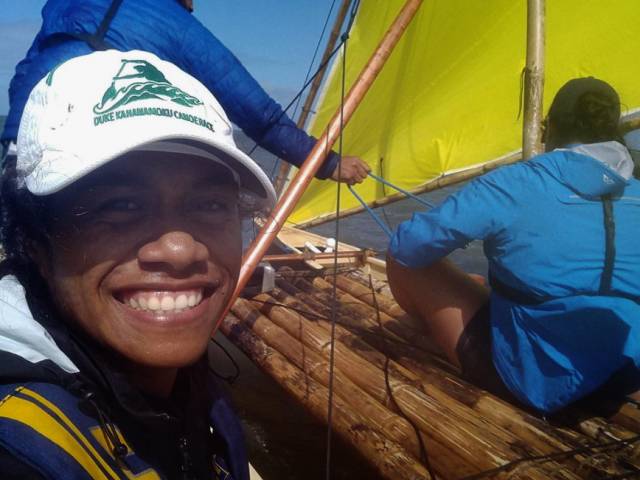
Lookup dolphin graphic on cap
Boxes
[93,59,203,114]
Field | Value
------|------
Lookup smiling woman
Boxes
[0,50,275,479]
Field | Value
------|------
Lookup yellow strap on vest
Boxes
[0,386,121,479]
[89,426,161,479]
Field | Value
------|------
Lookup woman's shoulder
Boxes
[0,444,47,480]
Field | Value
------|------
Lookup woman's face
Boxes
[37,152,242,369]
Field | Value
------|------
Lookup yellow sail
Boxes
[287,0,640,226]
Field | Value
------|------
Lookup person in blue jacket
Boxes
[0,49,274,479]
[387,77,640,413]
[0,0,370,185]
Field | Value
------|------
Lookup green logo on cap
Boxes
[93,59,203,114]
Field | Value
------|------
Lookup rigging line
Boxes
[248,39,345,157]
[325,12,356,475]
[291,0,339,120]
[368,274,438,480]
[378,156,395,233]
[247,0,361,158]
[267,0,339,181]
[368,172,436,209]
[348,185,394,238]
[459,434,640,480]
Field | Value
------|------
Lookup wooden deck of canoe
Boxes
[222,230,640,479]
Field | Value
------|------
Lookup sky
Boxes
[0,0,343,115]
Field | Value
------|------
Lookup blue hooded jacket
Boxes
[1,0,338,178]
[389,141,640,412]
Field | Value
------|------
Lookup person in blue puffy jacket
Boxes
[387,77,640,413]
[1,0,370,184]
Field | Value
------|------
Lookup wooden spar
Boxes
[262,249,372,263]
[295,112,640,229]
[273,0,353,196]
[220,0,424,327]
[522,0,546,159]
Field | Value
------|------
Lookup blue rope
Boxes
[367,172,435,208]
[347,185,394,238]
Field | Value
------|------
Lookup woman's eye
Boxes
[195,199,228,212]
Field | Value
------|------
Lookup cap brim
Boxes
[27,133,276,212]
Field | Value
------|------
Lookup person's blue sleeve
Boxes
[2,35,92,143]
[1,29,46,142]
[389,167,519,268]
[180,21,338,179]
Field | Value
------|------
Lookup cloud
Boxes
[0,20,41,114]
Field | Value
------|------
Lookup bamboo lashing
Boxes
[220,0,425,329]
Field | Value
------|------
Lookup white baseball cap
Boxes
[16,50,276,211]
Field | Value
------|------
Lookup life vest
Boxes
[0,382,232,479]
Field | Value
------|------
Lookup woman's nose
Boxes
[138,231,208,272]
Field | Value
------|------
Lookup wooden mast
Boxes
[273,0,353,196]
[218,0,424,327]
[522,0,545,159]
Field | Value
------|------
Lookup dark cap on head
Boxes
[548,77,619,120]
[545,77,622,151]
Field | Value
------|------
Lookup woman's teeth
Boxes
[125,290,204,313]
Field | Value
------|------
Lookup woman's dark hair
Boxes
[545,77,623,149]
[0,156,51,291]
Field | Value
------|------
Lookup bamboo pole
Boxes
[331,273,640,436]
[276,275,435,356]
[295,275,441,355]
[220,312,431,480]
[522,0,546,159]
[222,0,425,329]
[328,273,406,318]
[273,0,353,196]
[238,292,583,479]
[268,275,634,478]
[330,273,640,469]
[231,297,431,464]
